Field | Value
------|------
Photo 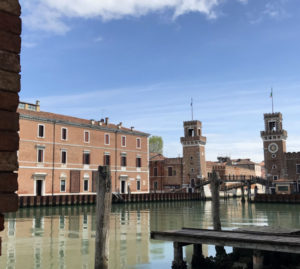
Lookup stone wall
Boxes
[0,0,21,255]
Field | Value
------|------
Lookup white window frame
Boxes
[84,130,90,143]
[83,173,89,192]
[137,177,141,191]
[61,149,67,164]
[37,147,44,163]
[60,179,66,192]
[121,136,126,147]
[104,133,110,145]
[136,138,141,149]
[61,127,68,141]
[37,124,45,138]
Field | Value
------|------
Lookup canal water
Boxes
[1,199,300,268]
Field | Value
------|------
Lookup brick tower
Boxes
[261,113,287,182]
[180,120,207,188]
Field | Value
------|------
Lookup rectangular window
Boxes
[121,136,126,147]
[173,170,176,176]
[84,131,90,143]
[61,150,67,164]
[121,156,127,167]
[83,152,90,165]
[37,148,44,163]
[38,124,44,138]
[104,154,110,165]
[60,180,66,192]
[297,164,300,174]
[136,138,141,148]
[273,175,278,180]
[61,128,67,140]
[278,185,289,192]
[84,179,89,191]
[136,157,142,168]
[268,121,276,131]
[154,167,158,177]
[168,167,173,177]
[154,181,158,190]
[137,180,141,191]
[105,134,110,145]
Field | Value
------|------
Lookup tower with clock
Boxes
[261,112,288,182]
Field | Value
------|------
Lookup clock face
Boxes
[268,143,278,154]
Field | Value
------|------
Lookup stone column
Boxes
[0,0,21,255]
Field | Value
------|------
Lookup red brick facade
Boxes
[18,103,150,196]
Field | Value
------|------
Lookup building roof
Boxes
[18,108,150,137]
[150,153,166,161]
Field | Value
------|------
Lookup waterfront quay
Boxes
[1,200,300,268]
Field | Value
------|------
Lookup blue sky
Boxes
[20,0,300,162]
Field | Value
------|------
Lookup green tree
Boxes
[149,136,163,154]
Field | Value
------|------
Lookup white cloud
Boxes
[94,36,103,42]
[22,41,37,48]
[22,0,225,34]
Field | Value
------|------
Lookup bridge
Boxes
[195,175,268,188]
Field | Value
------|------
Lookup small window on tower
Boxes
[188,128,194,137]
[269,121,276,132]
[296,164,300,174]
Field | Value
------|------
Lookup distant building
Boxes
[18,101,150,196]
[261,112,300,194]
[150,120,260,193]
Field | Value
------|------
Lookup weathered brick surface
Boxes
[0,69,20,92]
[0,30,21,53]
[0,152,18,171]
[0,50,20,73]
[0,111,19,131]
[0,173,18,192]
[0,91,19,111]
[0,193,18,212]
[0,132,19,151]
[0,214,4,231]
[0,11,21,34]
[0,0,21,16]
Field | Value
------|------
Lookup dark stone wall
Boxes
[0,0,21,255]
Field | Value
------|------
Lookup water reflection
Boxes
[1,200,300,268]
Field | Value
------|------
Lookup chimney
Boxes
[105,117,109,125]
[130,126,134,131]
[90,119,95,125]
[36,100,40,111]
[118,122,122,129]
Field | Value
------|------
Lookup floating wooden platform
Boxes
[151,227,300,268]
[151,227,300,254]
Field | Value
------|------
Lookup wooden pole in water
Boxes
[211,170,226,256]
[94,166,112,269]
[211,170,221,231]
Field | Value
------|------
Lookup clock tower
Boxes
[261,112,287,181]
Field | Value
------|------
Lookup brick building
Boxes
[261,112,300,194]
[150,120,260,193]
[18,101,150,196]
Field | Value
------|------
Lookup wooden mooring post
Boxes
[172,242,187,269]
[211,170,226,256]
[94,166,112,269]
[241,185,245,203]
[253,250,264,269]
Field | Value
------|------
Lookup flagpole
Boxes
[271,88,274,113]
[191,98,193,120]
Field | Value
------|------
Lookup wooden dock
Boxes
[151,227,300,268]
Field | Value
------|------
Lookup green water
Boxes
[0,200,300,268]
